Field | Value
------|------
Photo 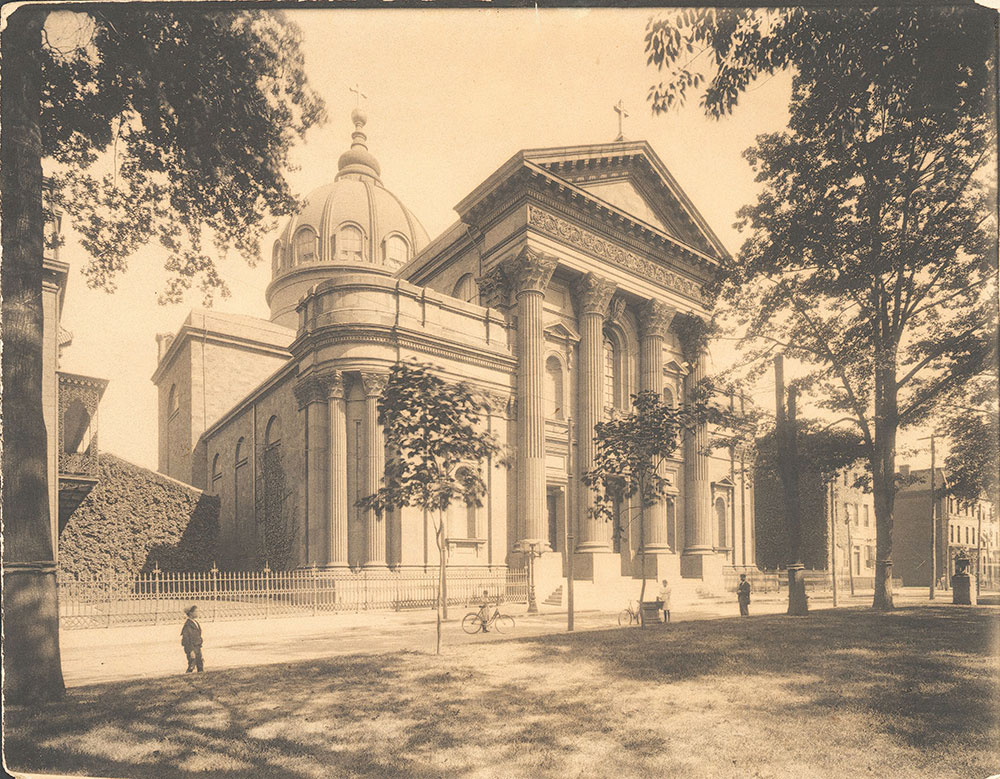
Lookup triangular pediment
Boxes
[523,143,728,261]
[544,321,581,343]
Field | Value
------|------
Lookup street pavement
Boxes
[58,586,974,688]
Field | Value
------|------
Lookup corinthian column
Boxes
[573,273,616,551]
[683,345,713,557]
[640,300,676,552]
[326,372,348,566]
[361,372,389,568]
[294,373,330,566]
[506,249,557,547]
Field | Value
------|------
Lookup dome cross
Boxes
[614,99,629,142]
[350,82,367,108]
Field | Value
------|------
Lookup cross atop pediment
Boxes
[614,99,629,141]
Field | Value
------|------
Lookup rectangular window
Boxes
[950,525,954,543]
[863,505,870,527]
[965,526,970,545]
[853,504,859,525]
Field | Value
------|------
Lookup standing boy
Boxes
[656,579,672,623]
[181,604,204,672]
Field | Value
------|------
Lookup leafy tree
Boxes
[754,423,867,569]
[1,6,323,702]
[646,7,998,609]
[357,362,504,655]
[939,373,999,507]
[583,390,691,616]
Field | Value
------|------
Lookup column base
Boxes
[634,551,681,582]
[573,550,622,583]
[680,550,725,591]
[362,561,388,570]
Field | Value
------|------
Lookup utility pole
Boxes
[929,433,936,600]
[775,355,807,615]
[830,479,838,607]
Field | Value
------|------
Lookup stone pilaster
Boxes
[326,372,349,566]
[505,249,557,547]
[294,373,332,565]
[682,344,714,576]
[640,300,676,553]
[361,371,389,567]
[573,272,616,552]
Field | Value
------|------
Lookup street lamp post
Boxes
[519,540,543,614]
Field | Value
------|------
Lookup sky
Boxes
[48,8,940,472]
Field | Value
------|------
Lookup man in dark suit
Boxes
[181,605,204,672]
[737,574,751,617]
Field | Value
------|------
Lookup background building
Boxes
[893,465,998,589]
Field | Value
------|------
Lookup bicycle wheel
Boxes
[462,613,483,634]
[618,609,633,626]
[494,615,515,634]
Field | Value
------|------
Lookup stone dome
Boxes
[265,112,430,328]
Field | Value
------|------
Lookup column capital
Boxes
[326,370,346,400]
[639,300,677,340]
[294,371,337,408]
[360,371,389,398]
[476,265,510,310]
[573,273,616,317]
[504,248,557,295]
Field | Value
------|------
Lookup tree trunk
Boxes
[637,502,647,626]
[1,7,67,704]
[435,517,446,655]
[871,348,898,611]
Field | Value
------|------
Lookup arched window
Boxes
[272,241,283,273]
[265,415,282,448]
[716,497,728,548]
[294,226,318,264]
[168,384,179,416]
[603,334,618,414]
[663,387,675,409]
[235,437,247,466]
[335,225,364,262]
[384,234,409,269]
[211,453,222,495]
[452,273,478,304]
[545,356,564,420]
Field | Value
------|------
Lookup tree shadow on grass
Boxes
[5,607,997,778]
[516,605,999,753]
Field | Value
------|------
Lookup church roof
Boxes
[454,140,730,266]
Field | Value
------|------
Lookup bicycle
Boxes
[618,601,640,626]
[462,607,515,634]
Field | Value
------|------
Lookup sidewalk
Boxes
[57,586,964,688]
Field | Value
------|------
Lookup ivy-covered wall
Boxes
[58,453,219,578]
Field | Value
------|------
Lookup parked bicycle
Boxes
[463,607,515,634]
[618,601,640,626]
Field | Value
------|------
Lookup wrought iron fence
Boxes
[722,566,902,594]
[58,565,528,629]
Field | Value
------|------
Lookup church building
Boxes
[153,108,755,598]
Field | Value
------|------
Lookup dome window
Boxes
[336,225,364,262]
[272,241,284,273]
[383,234,409,269]
[294,227,318,264]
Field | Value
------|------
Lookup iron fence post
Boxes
[211,563,218,622]
[153,564,161,625]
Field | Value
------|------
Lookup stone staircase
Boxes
[538,575,721,612]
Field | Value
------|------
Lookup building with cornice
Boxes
[152,109,755,601]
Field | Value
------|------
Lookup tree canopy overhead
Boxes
[646,7,998,609]
[41,7,325,302]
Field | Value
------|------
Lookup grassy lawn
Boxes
[5,605,998,778]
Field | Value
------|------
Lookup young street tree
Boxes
[583,390,691,617]
[2,6,323,702]
[357,362,504,655]
[646,8,998,609]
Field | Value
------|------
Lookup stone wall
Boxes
[58,453,219,579]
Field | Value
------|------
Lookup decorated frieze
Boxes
[528,205,705,301]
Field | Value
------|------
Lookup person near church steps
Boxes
[656,579,672,623]
[181,605,204,672]
[737,574,751,617]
